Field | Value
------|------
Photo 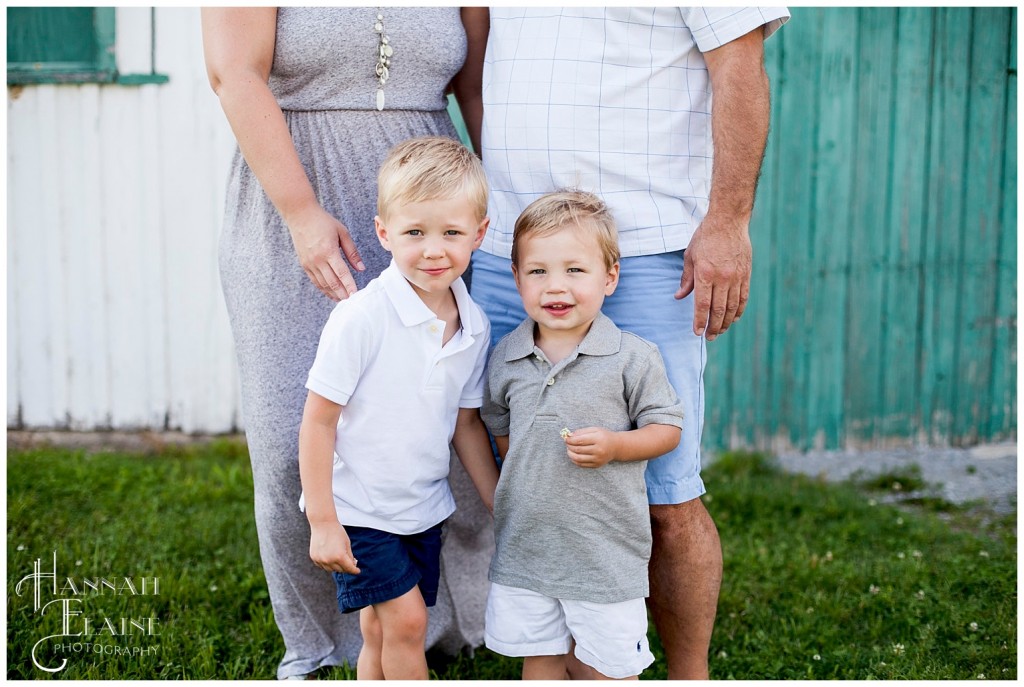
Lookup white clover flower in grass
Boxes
[717,650,728,659]
[912,550,923,558]
[897,552,905,559]
[896,517,904,525]
[824,551,833,561]
[915,590,925,600]
[977,674,986,679]
[209,584,219,592]
[868,498,877,506]
[979,551,989,558]
[76,560,83,566]
[16,544,25,551]
[891,643,905,655]
[869,584,881,595]
[813,654,821,661]
[969,622,979,632]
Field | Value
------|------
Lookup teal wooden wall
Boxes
[704,7,1017,451]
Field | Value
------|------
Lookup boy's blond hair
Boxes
[512,190,620,269]
[377,136,488,221]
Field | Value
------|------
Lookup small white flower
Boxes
[979,551,989,558]
[75,560,83,566]
[209,584,219,592]
[813,654,821,661]
[868,499,878,506]
[912,550,923,558]
[891,643,905,655]
[869,584,881,595]
[897,552,905,559]
[977,674,985,679]
[892,481,903,491]
[717,650,728,659]
[896,517,904,525]
[806,607,814,614]
[879,661,887,667]
[969,622,979,632]
[915,590,926,600]
[825,551,833,561]
[16,544,25,551]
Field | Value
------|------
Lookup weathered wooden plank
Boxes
[768,7,822,450]
[920,7,971,444]
[18,86,71,427]
[59,85,111,429]
[805,7,858,449]
[843,7,897,446]
[989,8,1016,439]
[98,86,152,429]
[878,8,933,442]
[955,7,1011,443]
[156,7,241,433]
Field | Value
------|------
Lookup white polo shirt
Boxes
[480,6,790,258]
[303,261,490,535]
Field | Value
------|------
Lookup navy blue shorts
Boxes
[333,523,444,614]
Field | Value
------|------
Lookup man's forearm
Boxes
[704,29,771,223]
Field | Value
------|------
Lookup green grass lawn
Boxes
[6,441,1016,680]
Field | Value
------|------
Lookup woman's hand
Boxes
[287,204,366,301]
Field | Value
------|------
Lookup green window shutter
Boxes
[7,7,167,86]
[7,7,116,84]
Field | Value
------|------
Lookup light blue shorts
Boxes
[470,250,706,505]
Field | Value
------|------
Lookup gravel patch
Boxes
[772,443,1017,515]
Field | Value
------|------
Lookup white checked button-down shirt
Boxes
[480,7,789,259]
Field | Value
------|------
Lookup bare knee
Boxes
[380,601,428,647]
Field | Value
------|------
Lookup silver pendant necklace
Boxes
[374,9,394,110]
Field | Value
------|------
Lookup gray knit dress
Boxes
[217,8,493,678]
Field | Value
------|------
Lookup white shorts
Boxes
[484,582,655,679]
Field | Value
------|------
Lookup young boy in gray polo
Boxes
[480,190,684,680]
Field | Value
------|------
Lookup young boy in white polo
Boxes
[298,136,500,680]
[481,190,684,680]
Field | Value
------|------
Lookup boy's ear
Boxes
[373,216,391,251]
[511,261,521,290]
[604,262,620,296]
[473,217,490,248]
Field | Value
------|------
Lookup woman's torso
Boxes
[270,7,466,112]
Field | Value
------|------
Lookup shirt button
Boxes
[546,377,555,386]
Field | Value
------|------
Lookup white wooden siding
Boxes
[7,8,242,433]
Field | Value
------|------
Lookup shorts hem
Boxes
[574,643,655,679]
[336,569,421,614]
[484,633,572,658]
[646,479,706,506]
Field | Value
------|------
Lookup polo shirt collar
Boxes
[503,311,621,361]
[380,260,483,336]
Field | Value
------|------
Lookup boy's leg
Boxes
[356,606,384,680]
[523,654,569,680]
[372,586,429,679]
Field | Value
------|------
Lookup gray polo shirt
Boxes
[481,313,684,603]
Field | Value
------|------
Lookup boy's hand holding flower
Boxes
[563,427,620,468]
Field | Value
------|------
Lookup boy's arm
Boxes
[298,390,360,574]
[564,424,681,469]
[493,435,509,461]
[451,408,500,514]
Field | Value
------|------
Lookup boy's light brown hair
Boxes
[376,136,488,221]
[512,190,620,269]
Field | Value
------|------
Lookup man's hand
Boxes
[676,213,752,341]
